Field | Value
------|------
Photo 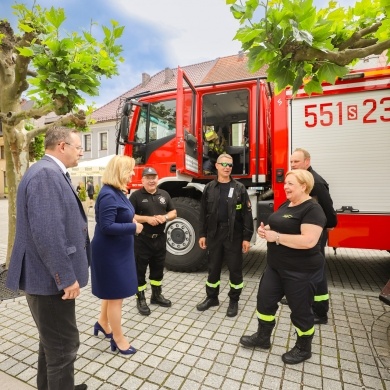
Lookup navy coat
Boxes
[6,156,90,294]
[91,185,138,299]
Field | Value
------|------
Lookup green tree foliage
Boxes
[0,3,124,265]
[93,184,100,200]
[78,186,87,202]
[227,0,390,94]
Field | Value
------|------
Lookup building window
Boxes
[100,132,108,150]
[84,134,91,151]
[0,145,4,160]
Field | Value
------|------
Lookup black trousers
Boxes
[313,230,329,316]
[206,225,243,302]
[135,233,166,287]
[26,293,79,390]
[257,265,323,332]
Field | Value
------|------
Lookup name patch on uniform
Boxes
[228,188,234,198]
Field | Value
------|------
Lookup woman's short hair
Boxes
[286,169,314,194]
[102,155,135,190]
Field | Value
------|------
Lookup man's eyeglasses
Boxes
[218,162,233,168]
[61,142,83,151]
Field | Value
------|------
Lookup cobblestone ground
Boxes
[0,199,389,389]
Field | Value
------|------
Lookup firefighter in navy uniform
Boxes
[129,167,177,316]
[197,153,253,317]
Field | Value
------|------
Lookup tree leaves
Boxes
[227,0,390,95]
[7,4,124,114]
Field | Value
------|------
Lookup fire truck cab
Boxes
[118,68,271,271]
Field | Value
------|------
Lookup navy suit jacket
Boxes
[6,155,90,295]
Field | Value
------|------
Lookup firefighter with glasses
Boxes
[197,154,253,317]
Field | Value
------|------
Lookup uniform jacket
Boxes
[6,156,90,295]
[308,166,338,229]
[199,178,253,242]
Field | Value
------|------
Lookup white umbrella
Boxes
[69,154,116,177]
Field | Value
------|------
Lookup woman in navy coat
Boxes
[91,155,143,355]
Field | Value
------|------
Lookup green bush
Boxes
[78,187,87,201]
[93,184,100,200]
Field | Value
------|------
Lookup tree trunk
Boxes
[4,124,30,268]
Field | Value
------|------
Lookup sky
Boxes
[2,0,357,109]
[2,0,245,108]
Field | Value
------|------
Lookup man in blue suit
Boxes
[7,127,90,390]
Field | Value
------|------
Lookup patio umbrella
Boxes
[69,154,116,177]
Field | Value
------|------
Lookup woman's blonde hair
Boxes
[102,155,135,190]
[286,169,314,194]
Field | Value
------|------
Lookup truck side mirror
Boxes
[120,116,129,141]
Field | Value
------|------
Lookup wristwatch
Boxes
[165,214,168,221]
[276,234,280,245]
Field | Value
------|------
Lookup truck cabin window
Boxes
[133,99,176,164]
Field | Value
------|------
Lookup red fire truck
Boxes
[118,66,390,272]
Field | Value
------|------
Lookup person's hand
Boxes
[257,222,278,243]
[242,240,250,253]
[199,237,207,249]
[155,215,166,224]
[257,222,267,239]
[148,216,160,226]
[136,223,144,234]
[62,281,80,300]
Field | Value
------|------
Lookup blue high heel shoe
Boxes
[110,338,137,355]
[93,322,113,339]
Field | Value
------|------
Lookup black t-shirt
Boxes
[267,199,326,271]
[129,188,175,235]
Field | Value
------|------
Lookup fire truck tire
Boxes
[165,197,207,272]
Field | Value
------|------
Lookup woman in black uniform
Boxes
[240,169,326,364]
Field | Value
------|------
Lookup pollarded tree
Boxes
[0,3,124,265]
[227,0,390,94]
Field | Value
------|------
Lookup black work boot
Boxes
[313,313,328,325]
[240,320,275,349]
[136,291,151,316]
[313,300,329,325]
[226,300,238,317]
[196,297,219,311]
[150,285,172,307]
[282,334,313,364]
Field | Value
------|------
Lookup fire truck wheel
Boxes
[165,197,207,272]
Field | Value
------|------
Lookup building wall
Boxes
[79,120,123,161]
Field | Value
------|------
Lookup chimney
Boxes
[164,67,174,84]
[238,50,245,61]
[142,72,151,87]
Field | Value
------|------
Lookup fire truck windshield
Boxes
[135,99,176,144]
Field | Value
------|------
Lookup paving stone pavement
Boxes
[0,199,390,389]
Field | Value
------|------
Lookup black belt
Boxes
[140,231,163,239]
